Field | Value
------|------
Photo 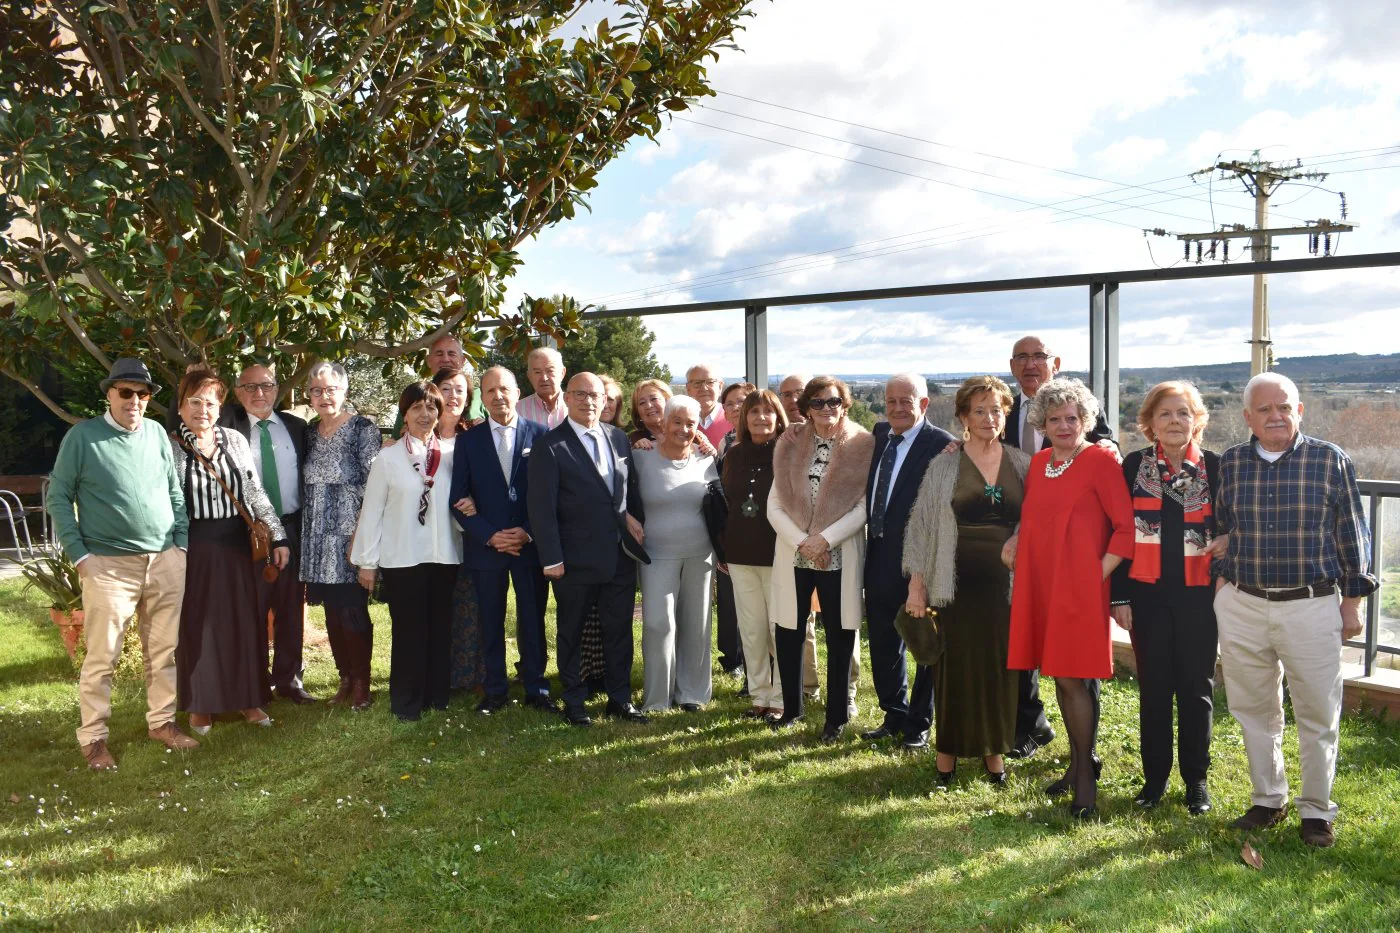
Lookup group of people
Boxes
[48,332,1374,848]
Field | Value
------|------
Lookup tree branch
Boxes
[32,212,113,370]
[0,366,81,425]
[166,59,257,200]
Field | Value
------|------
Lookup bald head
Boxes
[565,372,605,428]
[778,373,809,423]
[1010,335,1060,397]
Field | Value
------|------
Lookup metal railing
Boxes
[1356,479,1400,676]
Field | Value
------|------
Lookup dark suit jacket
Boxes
[1004,393,1114,450]
[449,416,547,571]
[527,420,646,584]
[864,420,957,594]
[216,406,308,511]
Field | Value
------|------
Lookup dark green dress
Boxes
[933,450,1023,757]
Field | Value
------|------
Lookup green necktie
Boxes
[257,419,284,515]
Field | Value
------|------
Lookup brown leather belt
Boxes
[1235,581,1336,602]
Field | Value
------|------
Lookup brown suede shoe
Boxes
[1229,804,1288,831]
[81,740,117,771]
[1300,818,1335,848]
[350,678,373,711]
[327,675,353,706]
[148,722,200,750]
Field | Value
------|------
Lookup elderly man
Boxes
[528,372,649,725]
[48,357,199,769]
[1213,373,1375,848]
[1002,334,1114,759]
[222,363,313,703]
[450,366,553,714]
[517,346,569,428]
[861,374,957,749]
[778,373,809,425]
[686,363,731,449]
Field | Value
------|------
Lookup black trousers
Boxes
[864,545,934,737]
[715,572,744,671]
[1128,583,1217,786]
[553,549,637,709]
[775,568,856,728]
[381,563,457,719]
[257,511,307,689]
[1015,669,1051,741]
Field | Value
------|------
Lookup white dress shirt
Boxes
[350,437,462,569]
[882,425,917,510]
[568,417,613,486]
[491,415,517,480]
[248,414,301,513]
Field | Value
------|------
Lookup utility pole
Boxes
[1148,152,1355,377]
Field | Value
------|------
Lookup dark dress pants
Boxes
[553,547,637,709]
[1015,669,1051,742]
[1129,583,1217,786]
[775,567,856,729]
[864,539,934,737]
[381,563,457,719]
[715,572,744,672]
[474,562,550,699]
[258,511,307,689]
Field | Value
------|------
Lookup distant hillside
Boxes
[1114,352,1400,387]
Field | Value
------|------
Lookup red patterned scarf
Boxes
[1129,441,1214,586]
[404,433,442,525]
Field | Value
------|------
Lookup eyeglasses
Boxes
[1012,352,1052,364]
[308,386,344,398]
[808,397,844,411]
[569,390,604,402]
[237,382,277,394]
[184,398,219,410]
[114,387,153,401]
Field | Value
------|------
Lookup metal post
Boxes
[744,304,768,389]
[1250,182,1272,376]
[1104,282,1120,439]
[1088,282,1106,404]
[1365,495,1383,677]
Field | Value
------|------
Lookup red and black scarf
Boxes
[404,433,442,525]
[1129,442,1214,586]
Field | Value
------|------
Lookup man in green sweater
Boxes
[47,357,200,770]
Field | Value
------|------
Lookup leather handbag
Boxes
[176,432,279,582]
[701,479,728,564]
[893,606,943,667]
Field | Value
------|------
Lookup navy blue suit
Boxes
[864,418,957,738]
[527,420,646,710]
[449,416,550,699]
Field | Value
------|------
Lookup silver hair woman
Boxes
[1006,376,1135,818]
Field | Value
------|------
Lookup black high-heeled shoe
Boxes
[984,767,1008,787]
[1044,754,1103,797]
[936,767,956,788]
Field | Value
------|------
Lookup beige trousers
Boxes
[75,547,186,745]
[1214,583,1343,821]
[730,565,782,709]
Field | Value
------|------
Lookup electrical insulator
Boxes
[1324,233,1332,256]
[1224,241,1230,261]
[1340,194,1348,220]
[1208,241,1217,260]
[1308,234,1317,255]
[1184,242,1190,260]
[1196,242,1203,263]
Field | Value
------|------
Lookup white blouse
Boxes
[350,436,462,570]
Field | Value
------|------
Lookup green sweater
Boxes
[47,415,188,560]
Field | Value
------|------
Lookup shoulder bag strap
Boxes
[174,430,259,531]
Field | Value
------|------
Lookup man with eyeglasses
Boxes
[685,363,731,449]
[48,357,199,770]
[1003,334,1114,761]
[221,363,315,703]
[528,372,650,726]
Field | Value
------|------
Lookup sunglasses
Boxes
[808,397,844,411]
[114,387,153,401]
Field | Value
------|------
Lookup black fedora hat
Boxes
[100,357,163,395]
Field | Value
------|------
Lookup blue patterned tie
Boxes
[869,433,904,539]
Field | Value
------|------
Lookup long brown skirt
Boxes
[177,517,271,714]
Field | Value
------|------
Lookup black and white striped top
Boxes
[177,424,244,521]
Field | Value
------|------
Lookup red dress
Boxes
[1008,444,1135,679]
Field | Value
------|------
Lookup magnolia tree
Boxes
[0,0,753,419]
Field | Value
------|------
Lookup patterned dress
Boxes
[300,414,382,603]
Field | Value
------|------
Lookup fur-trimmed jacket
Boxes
[767,418,875,631]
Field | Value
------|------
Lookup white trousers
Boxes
[639,554,714,711]
[1215,584,1344,821]
[729,564,782,710]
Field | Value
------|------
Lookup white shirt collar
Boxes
[104,411,141,434]
[568,417,602,440]
[492,414,517,430]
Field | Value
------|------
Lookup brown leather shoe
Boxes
[327,675,353,706]
[148,722,200,750]
[81,740,117,770]
[350,678,373,711]
[1300,818,1335,848]
[1229,804,1287,831]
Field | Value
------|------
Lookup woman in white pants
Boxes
[721,389,790,719]
[634,396,719,712]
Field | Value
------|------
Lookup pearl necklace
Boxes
[1044,441,1087,479]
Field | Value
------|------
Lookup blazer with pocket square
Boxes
[449,416,548,571]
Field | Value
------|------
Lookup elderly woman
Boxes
[1007,377,1134,817]
[768,376,875,740]
[634,396,720,711]
[300,361,382,710]
[1111,381,1221,815]
[169,366,290,733]
[717,381,755,459]
[352,381,463,721]
[434,367,486,694]
[722,389,790,718]
[903,376,1030,785]
[630,378,716,456]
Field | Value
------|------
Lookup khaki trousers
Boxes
[730,564,782,710]
[1214,583,1343,822]
[75,547,186,745]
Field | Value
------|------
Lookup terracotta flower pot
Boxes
[49,608,85,659]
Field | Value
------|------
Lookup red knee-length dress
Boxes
[1008,443,1135,679]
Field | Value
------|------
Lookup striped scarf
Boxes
[1129,441,1214,586]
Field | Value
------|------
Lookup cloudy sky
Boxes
[505,0,1400,379]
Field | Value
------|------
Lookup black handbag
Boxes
[894,606,943,667]
[702,479,728,564]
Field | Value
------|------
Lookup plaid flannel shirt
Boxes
[1214,432,1377,599]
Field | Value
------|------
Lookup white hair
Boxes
[526,346,563,369]
[886,372,928,399]
[1243,372,1300,408]
[686,362,721,382]
[480,365,518,390]
[305,361,348,387]
[663,395,701,422]
[1025,377,1099,434]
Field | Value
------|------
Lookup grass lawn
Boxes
[1,578,1398,931]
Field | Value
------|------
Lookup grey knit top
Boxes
[634,448,719,560]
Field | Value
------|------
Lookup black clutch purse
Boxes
[702,478,728,564]
[893,606,943,667]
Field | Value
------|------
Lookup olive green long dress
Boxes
[933,450,1023,757]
